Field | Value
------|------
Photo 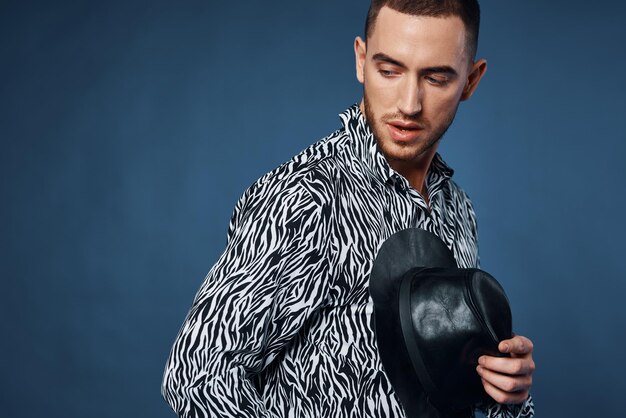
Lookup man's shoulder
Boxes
[235,127,352,212]
[446,178,472,202]
[442,177,478,231]
[252,128,349,197]
[225,128,352,236]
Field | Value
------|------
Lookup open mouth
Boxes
[387,122,423,142]
[388,120,423,130]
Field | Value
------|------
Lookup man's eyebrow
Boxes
[422,66,459,77]
[372,53,407,68]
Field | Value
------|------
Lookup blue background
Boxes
[2,1,625,417]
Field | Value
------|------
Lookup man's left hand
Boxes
[476,335,535,404]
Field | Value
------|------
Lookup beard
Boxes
[363,91,459,166]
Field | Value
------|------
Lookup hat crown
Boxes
[400,268,512,411]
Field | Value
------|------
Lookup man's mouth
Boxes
[389,121,421,131]
[386,121,424,142]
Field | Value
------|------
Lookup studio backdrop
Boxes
[1,1,625,417]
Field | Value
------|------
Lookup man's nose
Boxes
[397,77,422,116]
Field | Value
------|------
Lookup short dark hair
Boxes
[364,0,481,59]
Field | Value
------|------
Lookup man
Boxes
[162,1,535,417]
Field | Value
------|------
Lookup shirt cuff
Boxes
[483,394,534,418]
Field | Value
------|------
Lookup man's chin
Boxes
[379,137,420,155]
[379,138,439,164]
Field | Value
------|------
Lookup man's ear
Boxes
[461,58,487,101]
[354,36,366,84]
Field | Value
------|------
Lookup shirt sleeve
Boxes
[161,181,333,417]
[481,395,535,418]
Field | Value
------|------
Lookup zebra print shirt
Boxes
[162,105,534,418]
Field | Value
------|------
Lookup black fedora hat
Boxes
[369,228,512,418]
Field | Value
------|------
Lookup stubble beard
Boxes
[363,91,459,166]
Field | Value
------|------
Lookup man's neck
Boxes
[388,151,437,204]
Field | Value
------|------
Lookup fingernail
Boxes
[502,344,510,352]
[478,356,485,365]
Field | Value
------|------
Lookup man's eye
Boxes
[379,69,396,77]
[426,76,448,86]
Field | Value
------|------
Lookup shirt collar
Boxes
[339,104,454,196]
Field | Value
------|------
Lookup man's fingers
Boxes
[478,334,535,405]
[499,335,533,355]
[476,365,532,394]
[478,355,535,376]
[480,377,530,405]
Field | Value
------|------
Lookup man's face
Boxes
[355,7,486,175]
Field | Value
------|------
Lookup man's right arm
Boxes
[162,184,333,417]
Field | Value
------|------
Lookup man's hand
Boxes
[476,335,535,404]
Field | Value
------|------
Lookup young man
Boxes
[162,1,535,417]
